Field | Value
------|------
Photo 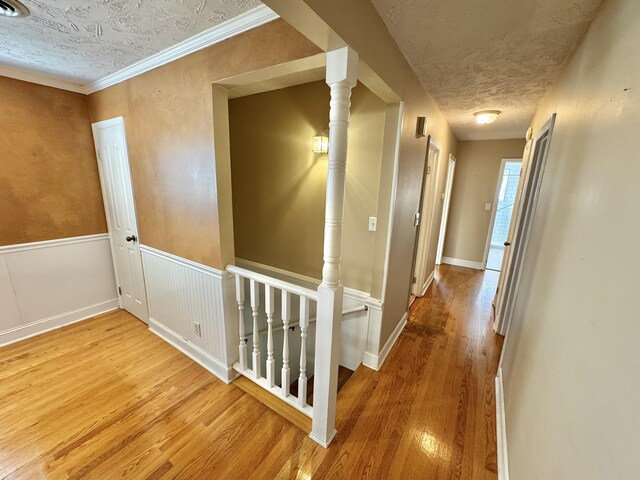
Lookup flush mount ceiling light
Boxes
[474,110,501,125]
[0,0,30,18]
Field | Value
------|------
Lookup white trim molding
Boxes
[0,233,109,255]
[150,318,236,384]
[418,269,435,297]
[85,5,278,94]
[0,5,278,95]
[141,244,224,278]
[0,300,118,348]
[362,311,408,371]
[441,256,485,270]
[0,234,118,347]
[496,368,510,480]
[0,64,86,94]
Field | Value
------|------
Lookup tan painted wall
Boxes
[87,20,320,268]
[0,77,106,246]
[443,139,525,263]
[379,76,458,345]
[229,80,386,293]
[500,0,640,477]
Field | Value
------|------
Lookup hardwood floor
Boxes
[0,265,503,479]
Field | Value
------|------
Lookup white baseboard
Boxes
[149,318,236,384]
[496,368,510,480]
[419,270,435,297]
[442,256,485,270]
[0,234,118,346]
[309,429,337,449]
[0,299,118,348]
[362,311,408,371]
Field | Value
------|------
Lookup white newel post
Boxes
[310,46,358,448]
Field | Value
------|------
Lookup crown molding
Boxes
[84,5,278,94]
[0,5,278,96]
[0,65,86,94]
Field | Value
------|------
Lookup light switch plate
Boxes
[484,203,492,211]
[368,216,377,231]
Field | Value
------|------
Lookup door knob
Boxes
[504,241,511,247]
[126,235,137,243]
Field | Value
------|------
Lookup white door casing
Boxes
[92,117,149,322]
[412,140,441,296]
[435,154,456,265]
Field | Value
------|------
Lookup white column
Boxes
[310,46,358,448]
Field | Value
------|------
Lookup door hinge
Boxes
[414,212,421,226]
[118,286,122,295]
[427,165,432,174]
[412,276,417,284]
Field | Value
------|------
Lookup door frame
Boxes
[435,154,456,265]
[482,157,523,269]
[411,138,441,297]
[494,114,557,335]
[408,135,431,301]
[92,116,149,321]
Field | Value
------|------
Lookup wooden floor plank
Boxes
[0,265,502,479]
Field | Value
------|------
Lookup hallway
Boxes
[310,265,504,479]
[0,265,503,479]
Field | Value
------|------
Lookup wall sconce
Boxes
[312,129,329,154]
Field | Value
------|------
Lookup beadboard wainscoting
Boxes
[234,258,382,372]
[140,245,238,383]
[0,234,118,347]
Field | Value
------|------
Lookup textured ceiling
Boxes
[0,0,260,85]
[371,0,602,140]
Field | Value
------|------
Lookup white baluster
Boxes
[250,279,261,379]
[281,291,291,397]
[298,297,310,408]
[265,285,275,388]
[235,275,247,370]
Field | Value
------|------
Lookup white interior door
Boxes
[412,140,441,296]
[435,154,456,265]
[92,117,148,322]
[494,114,556,335]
